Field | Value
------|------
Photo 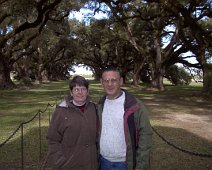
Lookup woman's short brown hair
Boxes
[69,75,89,90]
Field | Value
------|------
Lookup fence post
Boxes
[21,123,24,170]
[48,109,51,124]
[39,111,42,170]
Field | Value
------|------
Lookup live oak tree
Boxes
[93,0,212,95]
[70,18,138,81]
[144,0,212,94]
[0,0,86,88]
[94,0,177,89]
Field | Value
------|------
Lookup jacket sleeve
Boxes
[135,100,153,170]
[46,108,67,168]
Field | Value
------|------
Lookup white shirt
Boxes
[100,91,126,162]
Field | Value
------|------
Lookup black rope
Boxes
[152,126,212,158]
[1,101,212,159]
[0,124,22,148]
[0,102,55,148]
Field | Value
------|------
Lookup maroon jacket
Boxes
[47,96,98,170]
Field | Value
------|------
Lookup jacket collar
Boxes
[65,95,91,108]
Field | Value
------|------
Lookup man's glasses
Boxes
[102,78,119,84]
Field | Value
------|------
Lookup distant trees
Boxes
[165,65,192,85]
[87,0,212,95]
[0,0,211,96]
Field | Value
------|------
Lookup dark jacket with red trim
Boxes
[97,90,153,170]
[47,95,98,170]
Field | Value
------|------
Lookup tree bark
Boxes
[132,60,144,86]
[0,58,15,89]
[150,38,165,91]
[202,63,212,96]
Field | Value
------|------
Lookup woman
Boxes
[47,76,98,170]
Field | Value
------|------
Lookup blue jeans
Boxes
[100,155,127,170]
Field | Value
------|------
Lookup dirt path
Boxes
[158,112,212,142]
[144,97,212,142]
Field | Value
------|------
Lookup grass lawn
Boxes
[0,80,211,170]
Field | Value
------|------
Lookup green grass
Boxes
[0,80,212,170]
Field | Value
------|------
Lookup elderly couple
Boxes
[47,66,153,170]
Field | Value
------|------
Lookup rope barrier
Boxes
[0,102,55,148]
[152,126,212,158]
[0,124,22,148]
[1,101,212,161]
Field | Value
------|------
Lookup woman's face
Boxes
[71,85,88,105]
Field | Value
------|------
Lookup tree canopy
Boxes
[0,0,211,95]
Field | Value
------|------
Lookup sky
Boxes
[69,65,93,75]
[69,8,108,22]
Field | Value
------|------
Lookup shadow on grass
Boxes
[151,126,212,170]
[0,125,49,170]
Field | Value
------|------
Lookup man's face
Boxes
[101,71,123,99]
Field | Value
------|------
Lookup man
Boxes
[98,67,153,170]
[47,75,98,170]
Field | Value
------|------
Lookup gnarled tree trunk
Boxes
[132,59,145,86]
[0,58,15,89]
[150,38,165,91]
[202,63,212,96]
